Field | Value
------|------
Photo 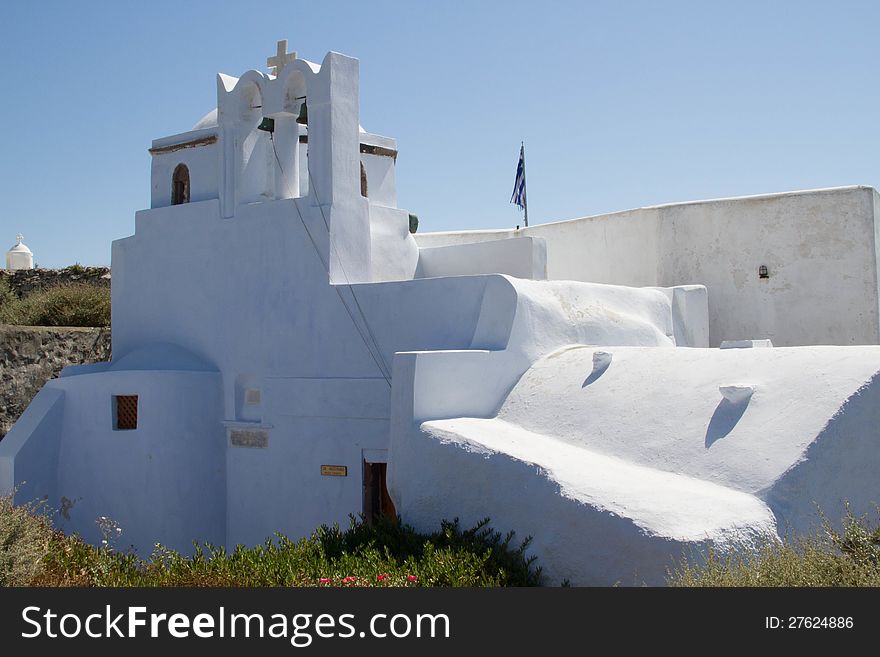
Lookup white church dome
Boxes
[6,234,33,271]
[192,108,218,131]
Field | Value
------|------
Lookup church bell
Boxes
[296,99,308,125]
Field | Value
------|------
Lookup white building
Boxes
[5,234,33,271]
[2,43,880,585]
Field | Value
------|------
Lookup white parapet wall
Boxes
[650,285,709,348]
[415,186,880,347]
[415,236,547,280]
[0,387,65,503]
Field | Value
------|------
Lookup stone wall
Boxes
[0,267,111,297]
[0,325,111,439]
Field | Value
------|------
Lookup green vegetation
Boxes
[668,508,880,586]
[0,276,16,311]
[0,494,54,586]
[11,486,879,587]
[0,278,110,327]
[1,492,539,586]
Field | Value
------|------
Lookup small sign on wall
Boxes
[320,465,348,477]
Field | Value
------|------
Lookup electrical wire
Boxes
[301,144,394,381]
[269,131,392,386]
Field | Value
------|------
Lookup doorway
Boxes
[363,461,396,524]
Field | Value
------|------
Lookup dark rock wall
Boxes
[0,325,111,439]
[0,267,111,297]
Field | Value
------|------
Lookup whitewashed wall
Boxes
[390,343,880,585]
[416,236,547,280]
[359,131,398,209]
[227,377,391,547]
[1,368,226,555]
[150,129,220,208]
[416,187,880,347]
[109,194,507,548]
[655,188,880,347]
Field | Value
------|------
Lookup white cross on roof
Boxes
[267,39,297,76]
[15,233,23,243]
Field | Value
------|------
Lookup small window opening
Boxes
[758,264,769,279]
[172,163,190,205]
[360,161,368,198]
[114,395,138,430]
[363,461,396,525]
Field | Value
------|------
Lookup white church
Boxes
[3,43,880,586]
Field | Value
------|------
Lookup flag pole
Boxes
[521,141,529,227]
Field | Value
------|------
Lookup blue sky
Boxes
[2,1,879,267]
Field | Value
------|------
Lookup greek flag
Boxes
[510,144,526,210]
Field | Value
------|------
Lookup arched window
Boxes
[172,164,190,205]
[360,161,368,198]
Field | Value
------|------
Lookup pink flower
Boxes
[343,576,358,583]
[406,575,418,582]
[377,574,388,581]
[319,578,332,584]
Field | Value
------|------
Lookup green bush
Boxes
[0,492,54,586]
[0,497,540,587]
[0,277,17,311]
[668,508,880,587]
[0,281,110,327]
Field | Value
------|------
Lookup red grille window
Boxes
[115,395,138,430]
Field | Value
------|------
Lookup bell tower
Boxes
[213,45,369,281]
